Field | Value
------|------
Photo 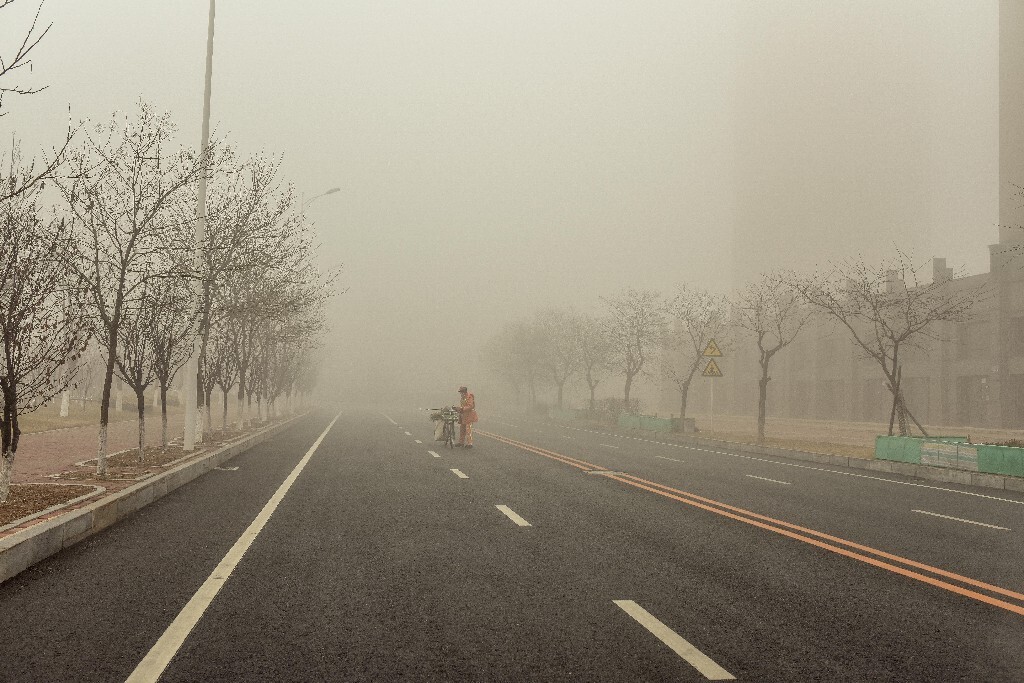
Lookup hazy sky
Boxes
[0,1,1001,405]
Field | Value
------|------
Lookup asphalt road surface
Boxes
[2,408,1023,681]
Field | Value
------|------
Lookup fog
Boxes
[0,0,1000,406]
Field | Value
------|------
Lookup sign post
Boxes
[702,340,724,434]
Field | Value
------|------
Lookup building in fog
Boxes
[673,2,1024,430]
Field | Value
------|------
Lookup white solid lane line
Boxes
[613,600,734,680]
[428,450,441,458]
[746,474,791,485]
[382,413,397,425]
[496,505,532,527]
[451,469,469,479]
[911,509,1010,530]
[654,456,682,463]
[127,413,343,683]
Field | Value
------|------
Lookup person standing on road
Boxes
[456,385,478,448]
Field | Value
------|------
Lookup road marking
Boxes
[485,431,1024,617]
[613,600,734,680]
[549,424,1024,507]
[428,450,441,458]
[383,413,397,425]
[746,474,791,485]
[404,431,411,436]
[214,466,239,471]
[654,456,682,462]
[911,509,1010,530]
[599,443,620,449]
[496,505,531,527]
[126,412,342,683]
[415,439,422,444]
[451,469,468,479]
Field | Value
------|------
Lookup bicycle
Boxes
[429,406,460,449]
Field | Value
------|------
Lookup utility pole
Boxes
[184,0,216,452]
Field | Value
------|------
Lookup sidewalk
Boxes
[14,414,187,483]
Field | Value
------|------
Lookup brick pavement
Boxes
[15,412,203,483]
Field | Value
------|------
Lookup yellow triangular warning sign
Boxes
[702,359,723,377]
[702,339,723,357]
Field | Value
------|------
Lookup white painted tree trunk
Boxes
[60,391,70,418]
[115,387,123,413]
[0,448,14,503]
[97,423,108,477]
[196,409,204,446]
[137,413,146,461]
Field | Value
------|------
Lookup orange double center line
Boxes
[480,430,1024,618]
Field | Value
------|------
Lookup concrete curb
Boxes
[0,414,308,585]
[554,419,1024,494]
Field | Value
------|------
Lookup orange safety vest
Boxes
[459,393,478,424]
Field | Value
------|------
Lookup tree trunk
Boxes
[588,383,597,411]
[556,382,564,409]
[0,448,14,504]
[135,389,146,462]
[678,376,694,423]
[97,343,117,477]
[757,364,770,442]
[204,388,213,435]
[160,383,168,447]
[60,391,70,418]
[624,373,634,406]
[222,389,229,431]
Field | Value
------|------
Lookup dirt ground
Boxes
[0,484,98,526]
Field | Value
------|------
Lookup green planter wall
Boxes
[618,414,674,432]
[875,435,1024,477]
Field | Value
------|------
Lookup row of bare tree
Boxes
[483,252,980,442]
[0,102,335,502]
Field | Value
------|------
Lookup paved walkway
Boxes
[16,413,195,483]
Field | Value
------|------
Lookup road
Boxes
[1,408,1023,681]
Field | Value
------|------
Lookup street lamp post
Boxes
[301,187,341,211]
[184,0,216,452]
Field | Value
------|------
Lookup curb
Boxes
[0,414,308,585]
[541,418,1024,495]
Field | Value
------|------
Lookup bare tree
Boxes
[664,285,728,423]
[734,272,812,441]
[793,252,980,437]
[109,278,161,461]
[534,309,581,409]
[147,275,193,447]
[0,189,88,501]
[577,314,612,411]
[0,0,51,115]
[57,102,213,475]
[601,288,666,408]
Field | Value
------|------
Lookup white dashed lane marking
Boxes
[911,509,1010,530]
[428,451,441,458]
[451,469,469,479]
[746,474,791,485]
[614,600,734,680]
[496,505,531,527]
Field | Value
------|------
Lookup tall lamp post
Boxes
[302,187,341,211]
[184,0,216,452]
